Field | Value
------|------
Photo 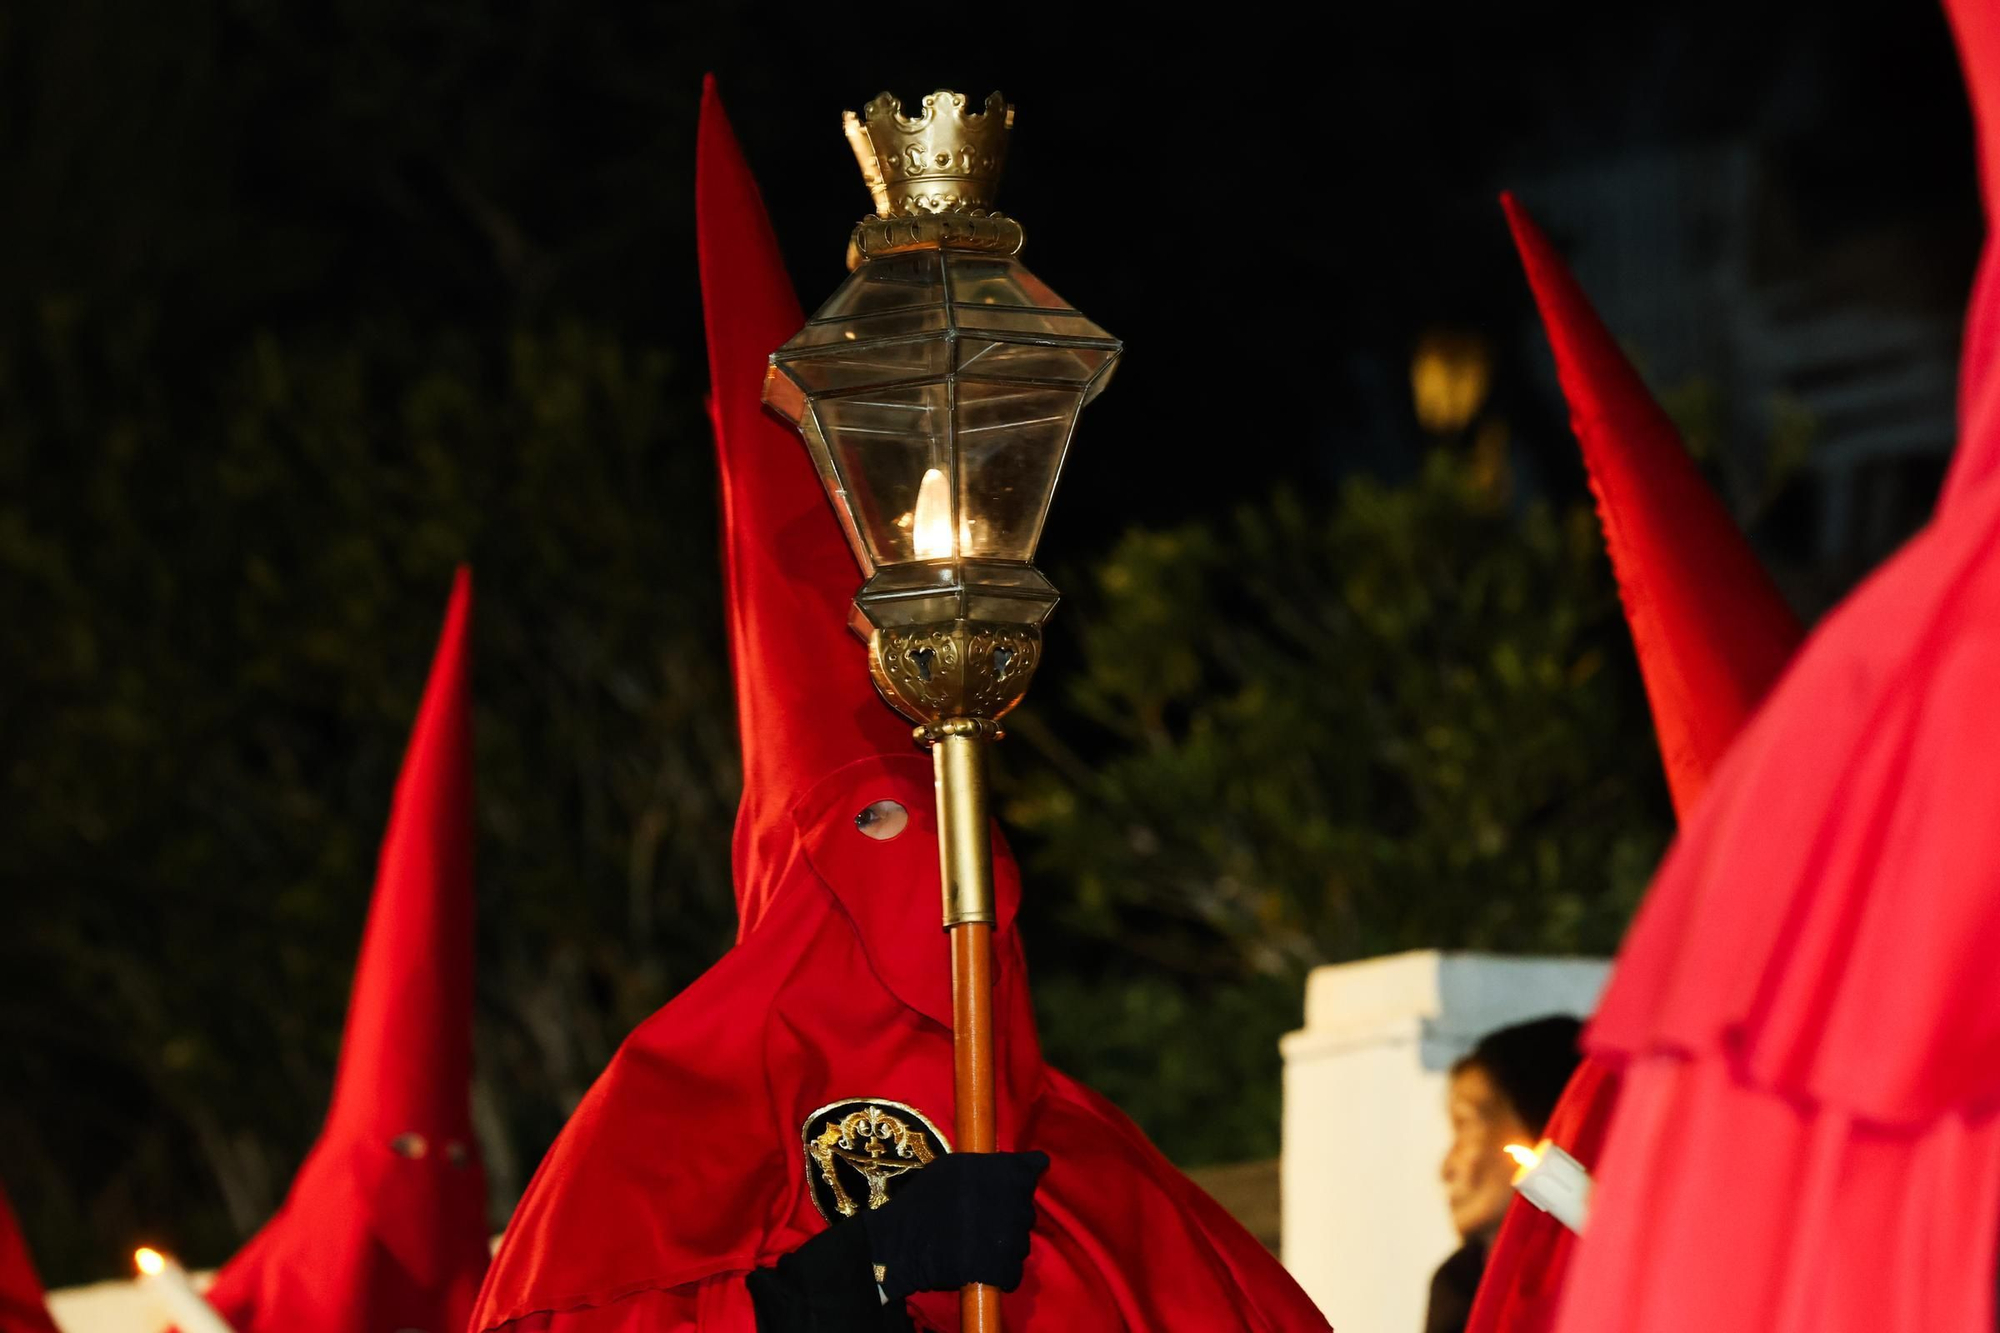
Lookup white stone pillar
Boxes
[1280,949,1608,1332]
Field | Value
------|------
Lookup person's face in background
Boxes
[1440,1063,1533,1243]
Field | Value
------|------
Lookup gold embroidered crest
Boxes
[800,1098,951,1220]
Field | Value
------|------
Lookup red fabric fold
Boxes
[468,80,1330,1333]
[1554,482,2000,1333]
[1466,200,1803,1333]
[0,1184,59,1333]
[1587,489,2000,1122]
[1552,4,2000,1328]
[203,570,488,1333]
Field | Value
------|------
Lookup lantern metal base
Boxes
[867,620,1040,729]
[846,211,1026,269]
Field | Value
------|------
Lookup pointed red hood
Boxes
[0,1183,59,1333]
[324,567,478,1146]
[1465,202,1804,1333]
[697,77,916,934]
[1503,195,1803,818]
[204,570,488,1333]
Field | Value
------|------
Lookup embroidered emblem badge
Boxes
[800,1098,952,1221]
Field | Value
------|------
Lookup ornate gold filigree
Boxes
[869,620,1041,727]
[807,1104,940,1217]
[843,90,1012,218]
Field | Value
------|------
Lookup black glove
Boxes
[745,1219,913,1333]
[860,1150,1049,1302]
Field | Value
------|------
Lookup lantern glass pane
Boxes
[784,306,950,350]
[956,338,1115,385]
[953,381,1080,560]
[954,305,1112,339]
[779,334,953,395]
[944,254,1069,310]
[813,381,954,567]
[816,251,947,319]
[768,247,1121,574]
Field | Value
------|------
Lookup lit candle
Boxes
[134,1248,238,1333]
[912,467,954,559]
[1504,1139,1592,1234]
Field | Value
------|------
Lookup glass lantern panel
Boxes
[797,411,870,567]
[965,590,1059,626]
[953,305,1115,341]
[812,380,954,567]
[783,306,950,350]
[944,254,1069,310]
[861,589,962,628]
[952,381,1082,560]
[813,251,948,321]
[778,334,954,395]
[956,339,1117,385]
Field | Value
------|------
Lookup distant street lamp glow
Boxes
[1411,329,1493,433]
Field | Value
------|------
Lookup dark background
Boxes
[0,0,1980,1282]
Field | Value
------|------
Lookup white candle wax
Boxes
[1505,1138,1593,1234]
[134,1248,237,1333]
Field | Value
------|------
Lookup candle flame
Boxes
[1504,1143,1540,1170]
[912,467,954,559]
[135,1247,166,1276]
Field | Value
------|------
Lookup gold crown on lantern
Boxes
[843,89,1013,218]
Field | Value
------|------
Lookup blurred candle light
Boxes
[134,1247,237,1333]
[1504,1138,1592,1234]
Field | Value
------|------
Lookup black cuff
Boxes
[744,1221,914,1333]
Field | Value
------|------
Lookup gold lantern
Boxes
[763,89,1119,1333]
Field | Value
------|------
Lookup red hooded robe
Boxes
[467,80,1331,1333]
[1551,3,2000,1329]
[1463,199,1803,1333]
[201,570,489,1333]
[0,1183,60,1333]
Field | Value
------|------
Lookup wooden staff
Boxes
[933,725,1001,1333]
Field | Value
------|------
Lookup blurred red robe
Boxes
[1552,2,2000,1329]
[1463,199,1803,1333]
[0,1183,60,1333]
[200,571,489,1333]
[467,81,1331,1333]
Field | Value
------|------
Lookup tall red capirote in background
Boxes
[1463,198,1804,1333]
[201,570,488,1333]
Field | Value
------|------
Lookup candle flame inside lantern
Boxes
[1504,1143,1541,1180]
[912,467,954,559]
[134,1247,166,1276]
